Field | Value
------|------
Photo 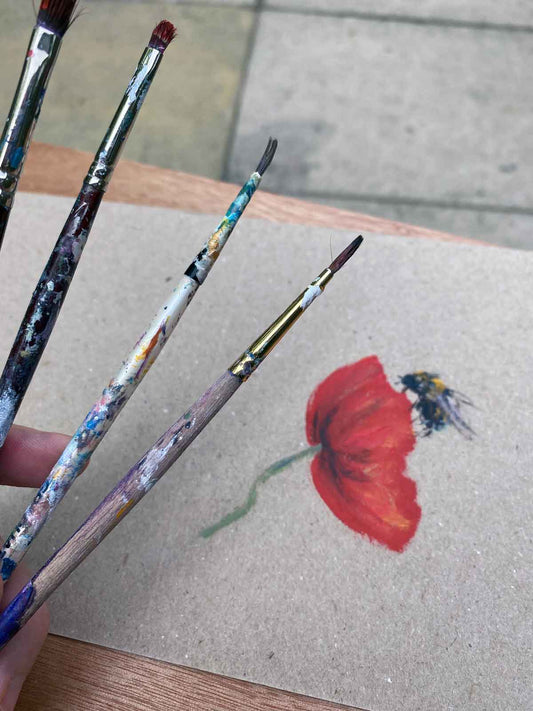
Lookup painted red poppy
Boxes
[306,355,420,552]
[202,355,430,552]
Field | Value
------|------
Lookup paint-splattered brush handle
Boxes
[0,370,241,647]
[0,21,65,250]
[0,184,103,446]
[0,236,363,649]
[0,22,175,449]
[0,139,277,581]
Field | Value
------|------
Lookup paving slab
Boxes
[227,12,533,212]
[313,196,533,250]
[0,1,254,178]
[263,0,533,27]
[91,0,256,6]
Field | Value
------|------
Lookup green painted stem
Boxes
[200,444,322,538]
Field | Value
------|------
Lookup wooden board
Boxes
[19,636,359,711]
[14,143,469,710]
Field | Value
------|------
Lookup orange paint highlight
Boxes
[116,500,134,520]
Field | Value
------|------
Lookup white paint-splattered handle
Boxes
[13,370,241,630]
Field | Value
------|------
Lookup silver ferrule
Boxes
[85,47,163,191]
[0,26,61,209]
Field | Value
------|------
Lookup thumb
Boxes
[0,560,49,711]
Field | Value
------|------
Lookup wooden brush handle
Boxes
[0,370,241,646]
[1,164,267,582]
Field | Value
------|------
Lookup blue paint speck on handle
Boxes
[0,557,16,581]
[10,147,25,170]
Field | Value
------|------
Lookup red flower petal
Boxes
[306,355,420,552]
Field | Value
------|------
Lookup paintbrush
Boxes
[0,138,278,581]
[0,235,363,649]
[0,0,79,250]
[0,20,177,450]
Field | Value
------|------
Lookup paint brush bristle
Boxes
[256,137,278,176]
[329,235,364,274]
[37,0,78,37]
[149,20,177,52]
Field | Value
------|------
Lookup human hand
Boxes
[0,425,69,710]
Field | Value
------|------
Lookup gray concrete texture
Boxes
[90,0,257,6]
[0,1,254,177]
[0,1,531,248]
[263,1,533,27]
[228,11,533,248]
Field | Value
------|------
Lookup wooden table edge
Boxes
[19,635,363,711]
[15,142,473,710]
[19,142,478,244]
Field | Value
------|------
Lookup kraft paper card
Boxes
[0,193,531,710]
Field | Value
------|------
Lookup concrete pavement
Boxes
[1,0,531,248]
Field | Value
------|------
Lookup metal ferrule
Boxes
[0,26,61,210]
[85,46,163,191]
[230,268,333,380]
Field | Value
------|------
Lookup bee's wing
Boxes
[436,393,476,439]
[450,388,476,408]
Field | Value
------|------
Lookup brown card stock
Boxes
[0,193,531,710]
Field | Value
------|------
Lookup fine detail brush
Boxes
[0,138,278,581]
[0,0,78,250]
[0,236,363,648]
[0,20,177,450]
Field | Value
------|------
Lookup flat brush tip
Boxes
[329,235,363,274]
[37,0,78,36]
[149,20,177,52]
[256,137,278,175]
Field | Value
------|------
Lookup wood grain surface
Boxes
[13,142,466,710]
[19,636,361,711]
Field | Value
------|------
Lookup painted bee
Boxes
[400,371,475,439]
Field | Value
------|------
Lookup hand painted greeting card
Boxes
[0,193,531,710]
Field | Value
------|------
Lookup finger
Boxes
[0,562,49,710]
[0,425,69,488]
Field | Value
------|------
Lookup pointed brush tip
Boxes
[255,137,278,175]
[37,0,78,36]
[149,20,177,52]
[329,235,363,274]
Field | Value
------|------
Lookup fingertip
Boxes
[0,425,70,488]
[0,563,49,710]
